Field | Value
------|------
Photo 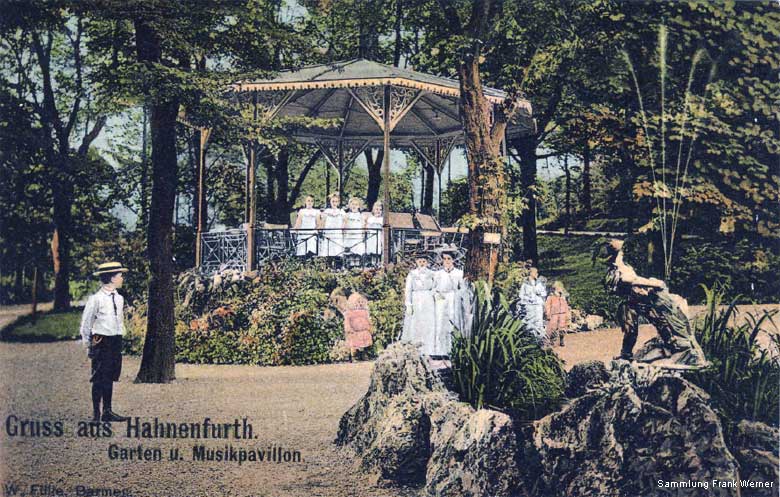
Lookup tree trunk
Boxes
[134,18,178,384]
[140,105,150,230]
[581,141,591,215]
[365,149,383,209]
[51,175,73,311]
[514,135,538,265]
[457,55,504,282]
[13,265,23,303]
[423,162,435,214]
[393,0,403,66]
[31,266,38,323]
[564,155,571,233]
[270,148,290,224]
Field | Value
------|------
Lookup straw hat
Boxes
[93,262,129,276]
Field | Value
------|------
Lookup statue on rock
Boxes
[603,239,709,369]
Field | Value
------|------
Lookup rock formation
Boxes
[730,420,780,497]
[339,345,777,497]
[336,342,521,496]
[525,361,741,497]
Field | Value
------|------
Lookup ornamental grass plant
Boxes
[450,282,566,421]
[688,285,779,427]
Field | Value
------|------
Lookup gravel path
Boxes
[554,303,779,369]
[0,340,418,497]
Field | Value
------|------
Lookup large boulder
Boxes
[336,342,445,486]
[565,360,609,398]
[337,342,521,496]
[426,400,520,497]
[731,420,780,496]
[523,362,742,497]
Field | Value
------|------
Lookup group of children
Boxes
[293,194,384,257]
[516,268,572,347]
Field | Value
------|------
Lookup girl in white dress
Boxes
[365,201,383,256]
[433,252,466,356]
[319,193,345,257]
[293,196,320,256]
[401,256,438,356]
[343,197,365,255]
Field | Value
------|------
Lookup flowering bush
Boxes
[127,259,407,365]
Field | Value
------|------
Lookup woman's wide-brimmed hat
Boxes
[93,261,129,276]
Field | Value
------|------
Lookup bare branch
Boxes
[289,149,323,205]
[65,16,84,140]
[77,116,107,156]
[32,29,66,150]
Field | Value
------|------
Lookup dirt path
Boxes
[554,304,779,369]
[0,341,418,497]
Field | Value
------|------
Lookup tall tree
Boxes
[131,14,179,383]
[1,5,109,310]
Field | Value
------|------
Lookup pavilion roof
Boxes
[229,59,534,155]
[232,59,511,104]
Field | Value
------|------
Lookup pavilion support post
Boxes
[246,91,258,272]
[437,172,442,221]
[243,144,251,223]
[382,86,392,265]
[435,140,441,221]
[194,127,211,268]
[246,141,257,271]
[338,140,344,201]
[419,166,424,211]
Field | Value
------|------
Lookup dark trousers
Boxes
[617,300,675,357]
[90,335,122,416]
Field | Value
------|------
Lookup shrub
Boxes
[450,282,567,420]
[126,259,408,365]
[688,286,780,427]
[670,240,780,304]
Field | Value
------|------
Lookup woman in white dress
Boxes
[433,252,465,356]
[401,256,438,356]
[343,197,365,255]
[364,201,383,256]
[319,193,345,257]
[518,267,547,341]
[293,196,320,256]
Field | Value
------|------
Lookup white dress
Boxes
[365,215,383,255]
[320,208,345,256]
[518,278,547,339]
[434,267,465,355]
[401,267,438,355]
[295,208,320,256]
[343,211,365,255]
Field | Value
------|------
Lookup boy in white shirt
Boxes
[79,262,130,422]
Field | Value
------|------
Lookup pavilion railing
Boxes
[200,229,248,274]
[199,227,466,274]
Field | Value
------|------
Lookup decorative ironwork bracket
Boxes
[348,86,424,132]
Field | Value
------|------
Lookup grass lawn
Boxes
[537,234,618,320]
[1,309,83,342]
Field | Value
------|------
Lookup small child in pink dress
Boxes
[544,280,571,347]
[344,293,372,360]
